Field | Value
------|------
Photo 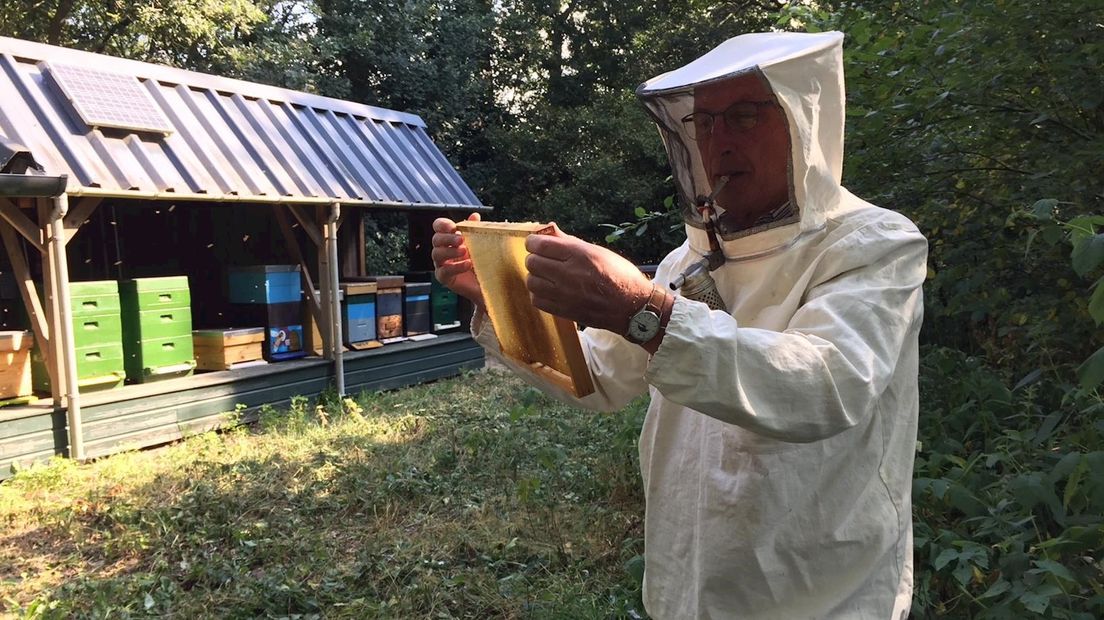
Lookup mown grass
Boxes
[0,369,648,619]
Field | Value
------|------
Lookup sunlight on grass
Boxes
[0,369,649,619]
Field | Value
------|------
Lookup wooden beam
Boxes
[37,199,64,403]
[62,197,102,245]
[275,207,322,328]
[0,198,44,253]
[0,219,49,354]
[357,211,366,277]
[287,204,323,247]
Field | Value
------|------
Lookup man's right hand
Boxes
[431,213,485,308]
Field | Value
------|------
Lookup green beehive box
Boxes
[31,343,127,393]
[32,280,126,393]
[430,277,459,331]
[120,276,196,383]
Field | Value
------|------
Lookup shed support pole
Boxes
[47,195,83,460]
[327,202,344,397]
[38,199,65,404]
[317,206,332,360]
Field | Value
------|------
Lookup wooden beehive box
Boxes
[456,221,594,398]
[0,330,33,401]
[192,327,266,371]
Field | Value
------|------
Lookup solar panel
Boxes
[45,63,174,135]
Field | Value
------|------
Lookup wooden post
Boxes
[37,198,64,404]
[316,205,333,360]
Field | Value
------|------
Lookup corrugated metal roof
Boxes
[0,36,486,210]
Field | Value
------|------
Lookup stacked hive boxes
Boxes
[226,265,305,361]
[430,276,460,331]
[373,276,405,343]
[405,272,459,332]
[120,276,196,383]
[341,282,381,350]
[33,280,126,393]
[403,282,432,337]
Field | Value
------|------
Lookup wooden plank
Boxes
[0,219,50,353]
[62,197,102,245]
[0,198,44,252]
[287,204,323,247]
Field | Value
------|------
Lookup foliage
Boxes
[0,0,269,71]
[1011,201,1104,390]
[913,347,1104,619]
[0,370,649,618]
[785,0,1104,374]
[362,212,410,275]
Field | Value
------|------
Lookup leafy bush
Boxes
[913,346,1104,619]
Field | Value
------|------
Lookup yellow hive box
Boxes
[456,221,594,398]
[193,327,266,371]
[0,330,33,400]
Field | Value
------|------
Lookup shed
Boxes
[0,36,489,476]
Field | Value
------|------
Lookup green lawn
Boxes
[0,369,648,619]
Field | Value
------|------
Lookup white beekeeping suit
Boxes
[473,31,927,619]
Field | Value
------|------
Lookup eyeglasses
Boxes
[681,101,777,140]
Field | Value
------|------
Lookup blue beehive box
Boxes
[228,265,301,305]
[341,282,381,350]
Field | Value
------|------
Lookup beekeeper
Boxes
[432,31,927,619]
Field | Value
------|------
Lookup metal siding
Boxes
[311,109,387,201]
[124,136,171,192]
[231,96,324,198]
[193,90,275,196]
[143,81,226,193]
[347,116,422,202]
[284,105,369,200]
[259,100,348,199]
[0,37,484,209]
[87,130,140,190]
[163,84,242,194]
[414,127,483,206]
[379,122,450,204]
[332,113,406,201]
[362,120,437,203]
[213,93,300,197]
[394,124,455,204]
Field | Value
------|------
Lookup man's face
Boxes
[690,74,791,228]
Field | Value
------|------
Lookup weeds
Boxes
[0,369,647,618]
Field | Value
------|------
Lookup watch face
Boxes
[628,310,661,343]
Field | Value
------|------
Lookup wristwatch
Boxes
[625,286,667,344]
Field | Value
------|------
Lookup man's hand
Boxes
[431,213,485,307]
[524,224,653,335]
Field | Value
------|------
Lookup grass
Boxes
[0,369,649,619]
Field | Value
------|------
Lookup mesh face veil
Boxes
[637,70,797,239]
[635,32,847,242]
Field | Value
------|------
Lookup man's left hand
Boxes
[524,224,653,335]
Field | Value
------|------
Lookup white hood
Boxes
[637,31,845,247]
